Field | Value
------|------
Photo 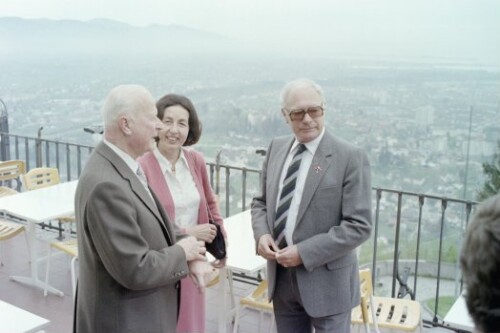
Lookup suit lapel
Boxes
[295,134,333,226]
[150,190,174,245]
[96,143,173,244]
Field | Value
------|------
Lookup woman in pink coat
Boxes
[139,93,226,333]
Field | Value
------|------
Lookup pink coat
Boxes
[139,148,225,333]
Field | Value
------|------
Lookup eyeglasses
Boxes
[284,105,324,121]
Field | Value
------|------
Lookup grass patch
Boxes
[425,296,456,318]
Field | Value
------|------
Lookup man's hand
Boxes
[275,245,302,267]
[177,236,206,261]
[257,234,278,260]
[188,260,219,293]
[186,224,217,242]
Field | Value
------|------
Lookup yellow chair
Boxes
[44,238,78,298]
[21,167,61,191]
[351,269,423,333]
[0,160,26,192]
[0,186,29,266]
[232,280,275,333]
[22,167,75,235]
[205,270,221,288]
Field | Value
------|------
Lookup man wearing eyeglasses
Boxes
[252,78,372,333]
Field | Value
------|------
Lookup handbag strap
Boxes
[205,197,216,223]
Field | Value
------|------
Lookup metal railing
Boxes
[0,131,93,182]
[0,131,478,329]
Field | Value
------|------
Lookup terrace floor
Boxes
[0,232,465,333]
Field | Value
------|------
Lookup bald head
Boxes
[280,78,325,109]
[101,84,155,131]
[101,84,162,159]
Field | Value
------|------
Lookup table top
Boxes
[443,293,474,331]
[0,300,50,333]
[223,209,266,274]
[0,180,77,222]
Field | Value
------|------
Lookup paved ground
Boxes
[0,230,466,333]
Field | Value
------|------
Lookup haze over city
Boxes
[1,0,499,65]
[0,0,499,202]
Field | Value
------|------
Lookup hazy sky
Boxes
[2,0,500,65]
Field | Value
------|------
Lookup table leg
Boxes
[9,220,64,296]
[218,268,238,333]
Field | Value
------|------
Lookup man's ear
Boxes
[281,108,290,124]
[119,116,133,135]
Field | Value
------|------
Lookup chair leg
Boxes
[228,270,236,310]
[44,246,52,296]
[232,304,242,333]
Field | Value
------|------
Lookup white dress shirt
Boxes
[154,148,200,229]
[276,128,325,245]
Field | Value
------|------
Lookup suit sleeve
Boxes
[298,147,373,271]
[251,140,274,248]
[86,181,189,290]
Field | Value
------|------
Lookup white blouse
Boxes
[153,148,200,229]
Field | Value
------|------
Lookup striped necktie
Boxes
[136,165,154,200]
[273,143,307,249]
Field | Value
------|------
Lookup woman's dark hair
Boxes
[156,93,202,146]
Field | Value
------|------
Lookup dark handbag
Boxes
[206,219,226,260]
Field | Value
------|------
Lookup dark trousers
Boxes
[273,265,351,333]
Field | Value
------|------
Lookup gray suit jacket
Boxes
[251,131,372,317]
[75,142,189,333]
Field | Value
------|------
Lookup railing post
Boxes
[413,194,425,300]
[242,168,247,211]
[391,192,403,298]
[0,99,10,161]
[225,167,230,217]
[372,188,382,287]
[36,126,43,167]
[215,150,222,196]
[433,198,448,323]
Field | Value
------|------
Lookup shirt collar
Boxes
[154,147,190,174]
[291,127,325,155]
[103,138,139,175]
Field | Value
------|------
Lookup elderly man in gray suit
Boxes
[252,78,372,333]
[74,85,208,333]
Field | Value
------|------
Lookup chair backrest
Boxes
[0,160,26,191]
[22,167,61,191]
[356,268,421,333]
[359,269,374,325]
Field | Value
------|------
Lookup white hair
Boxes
[101,84,153,130]
[280,78,325,108]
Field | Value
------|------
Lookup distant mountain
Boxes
[0,17,235,57]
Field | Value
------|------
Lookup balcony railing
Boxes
[0,131,478,329]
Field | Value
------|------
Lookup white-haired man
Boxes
[74,84,206,333]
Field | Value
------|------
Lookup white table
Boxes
[217,209,267,333]
[0,300,50,333]
[0,180,78,296]
[443,293,474,332]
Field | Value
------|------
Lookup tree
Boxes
[477,139,500,201]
